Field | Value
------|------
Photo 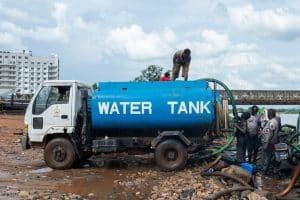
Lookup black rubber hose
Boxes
[205,186,253,200]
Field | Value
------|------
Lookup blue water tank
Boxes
[91,80,221,129]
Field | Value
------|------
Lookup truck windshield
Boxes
[33,86,70,115]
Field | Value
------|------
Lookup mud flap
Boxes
[20,135,31,150]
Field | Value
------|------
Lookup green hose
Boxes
[191,78,238,161]
[200,78,238,120]
[211,144,237,151]
[195,134,235,160]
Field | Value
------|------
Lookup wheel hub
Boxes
[53,145,67,162]
[165,149,178,161]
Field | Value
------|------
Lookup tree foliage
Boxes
[133,65,163,82]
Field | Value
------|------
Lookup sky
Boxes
[0,0,299,89]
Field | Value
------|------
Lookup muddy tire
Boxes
[44,138,76,170]
[155,139,187,171]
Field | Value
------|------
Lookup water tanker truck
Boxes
[21,79,238,170]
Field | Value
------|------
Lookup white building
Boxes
[0,50,59,96]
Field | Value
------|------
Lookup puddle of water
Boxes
[0,171,10,178]
[55,167,131,197]
[29,167,53,174]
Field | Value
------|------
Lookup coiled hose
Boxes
[201,155,254,200]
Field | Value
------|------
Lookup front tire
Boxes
[155,139,187,171]
[44,138,76,169]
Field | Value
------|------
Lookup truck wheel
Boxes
[155,139,187,171]
[44,138,76,169]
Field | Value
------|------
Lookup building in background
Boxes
[0,50,59,96]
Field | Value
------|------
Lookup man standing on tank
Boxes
[172,48,191,81]
[247,105,261,163]
[261,109,279,174]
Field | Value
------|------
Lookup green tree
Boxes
[133,65,163,82]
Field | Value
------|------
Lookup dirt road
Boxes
[0,115,299,200]
[0,115,135,200]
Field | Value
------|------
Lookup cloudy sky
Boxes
[0,0,299,89]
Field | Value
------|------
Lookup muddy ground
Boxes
[0,114,299,200]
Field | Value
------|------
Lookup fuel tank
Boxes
[91,80,221,130]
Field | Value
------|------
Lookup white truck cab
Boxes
[21,80,92,169]
[22,80,91,169]
[25,80,91,144]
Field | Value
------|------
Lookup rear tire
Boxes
[44,138,76,169]
[155,139,187,171]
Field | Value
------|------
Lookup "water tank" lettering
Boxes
[98,101,211,115]
[167,101,211,114]
[98,102,152,115]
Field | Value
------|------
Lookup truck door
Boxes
[29,84,73,142]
